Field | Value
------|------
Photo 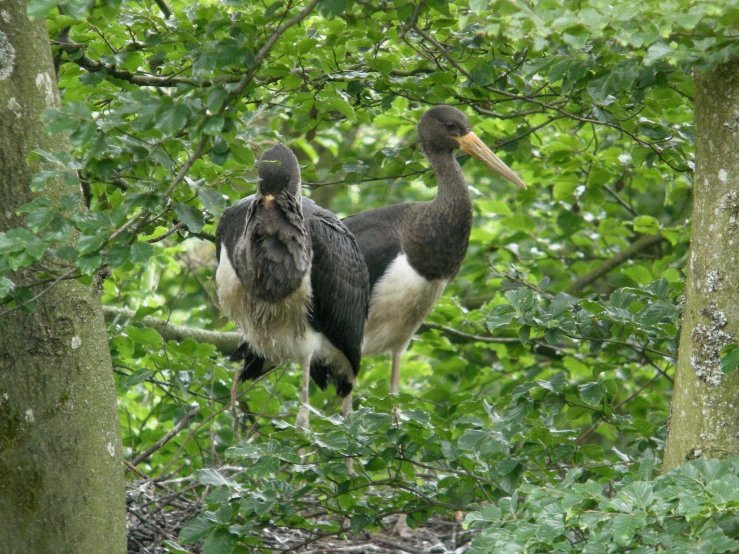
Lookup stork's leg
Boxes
[340,391,353,418]
[390,348,403,394]
[340,391,354,473]
[231,366,243,442]
[390,347,413,534]
[296,356,311,431]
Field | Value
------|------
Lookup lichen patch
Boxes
[725,110,739,133]
[7,96,22,118]
[35,72,56,107]
[719,169,728,183]
[706,269,723,292]
[0,30,16,81]
[720,190,739,232]
[24,409,34,424]
[690,303,733,387]
[71,335,82,350]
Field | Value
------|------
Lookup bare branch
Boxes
[128,405,201,469]
[564,233,666,294]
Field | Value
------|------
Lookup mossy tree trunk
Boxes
[0,2,126,552]
[663,63,739,470]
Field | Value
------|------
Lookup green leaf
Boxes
[230,144,255,167]
[315,432,349,451]
[0,232,25,255]
[27,0,58,19]
[156,102,189,135]
[174,203,205,233]
[78,234,106,255]
[323,96,355,120]
[553,179,579,202]
[639,451,657,481]
[130,241,154,264]
[633,216,660,234]
[469,0,489,14]
[318,0,347,18]
[645,42,673,64]
[612,513,643,545]
[76,254,102,275]
[518,325,531,344]
[203,116,225,136]
[27,207,56,232]
[179,517,214,544]
[203,528,236,554]
[506,289,536,313]
[487,304,515,330]
[623,481,654,511]
[0,276,15,297]
[578,381,607,407]
[126,327,164,349]
[199,189,227,216]
[721,346,739,374]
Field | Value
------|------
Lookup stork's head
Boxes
[418,105,527,189]
[257,143,301,198]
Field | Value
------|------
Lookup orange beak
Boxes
[454,132,527,189]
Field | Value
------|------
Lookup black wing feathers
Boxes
[215,196,253,265]
[342,203,409,290]
[305,199,369,392]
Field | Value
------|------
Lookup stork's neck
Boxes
[427,149,471,208]
[402,149,473,281]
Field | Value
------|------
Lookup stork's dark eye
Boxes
[445,121,456,130]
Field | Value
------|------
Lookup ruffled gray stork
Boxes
[344,105,527,394]
[215,143,369,430]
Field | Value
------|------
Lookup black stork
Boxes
[343,105,527,394]
[215,143,369,430]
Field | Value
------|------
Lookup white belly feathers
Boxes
[216,245,319,364]
[362,254,447,356]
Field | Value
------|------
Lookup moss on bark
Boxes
[663,63,739,470]
[0,2,126,552]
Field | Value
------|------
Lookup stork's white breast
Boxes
[362,253,447,356]
[216,245,320,364]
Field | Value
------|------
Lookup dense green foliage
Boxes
[5,0,739,550]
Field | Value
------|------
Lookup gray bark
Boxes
[0,3,126,552]
[663,63,739,470]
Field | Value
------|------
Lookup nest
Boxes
[126,478,474,554]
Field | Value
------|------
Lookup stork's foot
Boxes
[296,404,310,432]
[391,514,415,538]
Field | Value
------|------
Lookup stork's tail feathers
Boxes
[231,340,355,396]
[231,341,267,382]
[310,362,354,398]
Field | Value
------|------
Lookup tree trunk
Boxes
[663,63,739,470]
[0,3,126,552]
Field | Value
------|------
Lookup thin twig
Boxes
[0,268,78,319]
[128,405,201,468]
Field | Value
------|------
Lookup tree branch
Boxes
[102,306,519,355]
[153,0,172,18]
[103,306,241,355]
[564,233,666,294]
[127,405,200,469]
[418,321,519,344]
